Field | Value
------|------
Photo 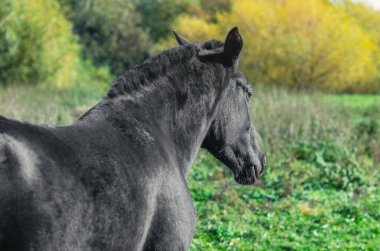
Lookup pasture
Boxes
[1,84,378,250]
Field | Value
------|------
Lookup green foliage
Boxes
[59,0,151,75]
[199,0,231,20]
[189,152,379,250]
[135,0,193,42]
[156,0,380,93]
[135,0,230,42]
[3,0,380,93]
[293,140,367,190]
[220,0,378,93]
[186,87,379,250]
[0,0,81,88]
[151,14,221,54]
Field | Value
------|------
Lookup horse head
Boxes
[174,28,266,185]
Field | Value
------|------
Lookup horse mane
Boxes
[106,39,226,99]
[106,38,251,100]
[79,37,252,123]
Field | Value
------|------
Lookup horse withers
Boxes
[0,27,265,250]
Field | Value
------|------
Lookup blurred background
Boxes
[0,0,379,250]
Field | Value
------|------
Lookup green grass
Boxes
[0,84,379,250]
[190,167,380,249]
[324,94,380,109]
[189,88,379,250]
[189,151,380,250]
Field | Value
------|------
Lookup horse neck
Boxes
[78,56,228,177]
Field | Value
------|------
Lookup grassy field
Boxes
[190,88,380,250]
[0,84,379,250]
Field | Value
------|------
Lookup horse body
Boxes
[0,103,198,250]
[0,44,227,250]
[0,28,265,250]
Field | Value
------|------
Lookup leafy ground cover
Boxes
[190,88,380,250]
[0,85,378,250]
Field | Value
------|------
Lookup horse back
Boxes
[0,115,195,250]
[0,116,92,250]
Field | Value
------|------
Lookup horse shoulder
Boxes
[142,164,196,250]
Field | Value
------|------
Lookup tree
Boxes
[60,0,151,75]
[151,15,221,54]
[217,0,378,92]
[343,0,380,91]
[156,0,380,93]
[135,0,194,42]
[0,0,81,88]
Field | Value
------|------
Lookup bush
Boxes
[293,140,367,191]
[158,0,380,93]
[0,0,81,88]
[60,0,152,75]
[218,0,379,93]
[151,15,221,54]
[135,0,193,42]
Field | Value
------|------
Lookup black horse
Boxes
[0,27,265,250]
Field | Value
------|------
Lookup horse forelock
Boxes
[200,39,224,50]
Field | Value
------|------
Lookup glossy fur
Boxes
[0,28,264,250]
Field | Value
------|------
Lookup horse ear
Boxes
[223,27,243,67]
[198,27,243,67]
[173,31,190,46]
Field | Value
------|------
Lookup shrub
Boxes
[292,140,367,191]
[60,0,152,75]
[150,14,222,55]
[0,0,81,88]
[158,0,380,93]
[135,0,193,42]
[218,0,378,93]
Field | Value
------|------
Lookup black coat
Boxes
[0,28,264,250]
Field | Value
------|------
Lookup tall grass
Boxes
[0,75,108,125]
[252,87,350,152]
[252,86,379,171]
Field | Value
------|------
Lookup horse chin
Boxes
[233,166,258,185]
[234,175,256,185]
[222,151,259,185]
